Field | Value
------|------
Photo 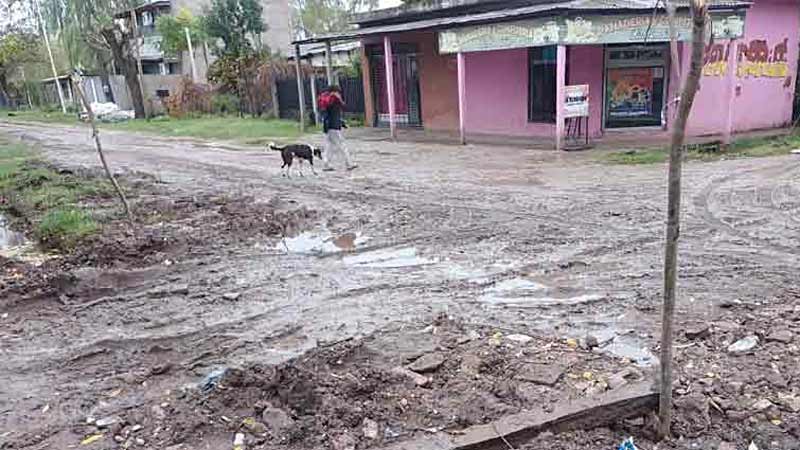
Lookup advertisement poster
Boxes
[607,68,654,119]
[564,84,589,118]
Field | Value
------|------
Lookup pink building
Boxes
[295,0,799,149]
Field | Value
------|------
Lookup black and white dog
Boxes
[268,142,323,177]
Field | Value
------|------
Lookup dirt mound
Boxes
[94,318,640,450]
[1,185,315,309]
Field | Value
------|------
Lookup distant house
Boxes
[114,0,292,81]
[292,0,798,149]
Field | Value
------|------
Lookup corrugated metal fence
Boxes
[277,75,365,122]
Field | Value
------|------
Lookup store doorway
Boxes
[369,44,422,128]
[604,45,668,128]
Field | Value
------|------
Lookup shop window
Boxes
[528,46,557,123]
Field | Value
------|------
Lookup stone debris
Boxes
[516,363,565,387]
[408,353,445,373]
[727,336,759,354]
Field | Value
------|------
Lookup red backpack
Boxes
[318,91,333,111]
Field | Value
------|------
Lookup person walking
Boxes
[320,85,356,171]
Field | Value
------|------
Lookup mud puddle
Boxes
[342,246,436,268]
[0,214,49,265]
[277,228,370,254]
[479,276,603,306]
[480,276,655,365]
[0,214,26,250]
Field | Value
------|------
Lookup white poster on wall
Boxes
[564,84,589,118]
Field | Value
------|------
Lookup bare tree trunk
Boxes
[70,73,133,222]
[98,59,115,103]
[659,0,708,440]
[101,26,146,119]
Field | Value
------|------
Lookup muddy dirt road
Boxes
[0,121,798,449]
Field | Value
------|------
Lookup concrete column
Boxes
[383,36,397,140]
[310,75,320,127]
[184,27,198,82]
[723,39,739,145]
[457,52,467,145]
[555,45,567,151]
[294,44,305,133]
[325,41,335,86]
[90,78,99,103]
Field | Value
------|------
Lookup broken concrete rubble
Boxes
[516,363,565,387]
[408,353,445,373]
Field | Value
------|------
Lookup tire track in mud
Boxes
[693,158,800,259]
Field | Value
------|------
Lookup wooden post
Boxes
[271,80,280,119]
[34,0,66,114]
[294,44,306,133]
[723,38,738,145]
[90,77,99,103]
[457,52,467,145]
[310,74,320,126]
[184,27,198,82]
[383,36,396,140]
[659,0,708,440]
[555,45,567,151]
[325,41,335,86]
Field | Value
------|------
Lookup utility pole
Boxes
[659,0,708,440]
[184,27,198,82]
[33,0,66,114]
[325,41,334,85]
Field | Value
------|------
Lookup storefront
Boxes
[367,44,422,128]
[293,0,799,149]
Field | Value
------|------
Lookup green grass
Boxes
[0,109,79,125]
[601,133,800,165]
[110,115,312,141]
[0,137,106,249]
[1,109,313,143]
[37,208,98,247]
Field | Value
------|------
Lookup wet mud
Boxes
[0,122,798,449]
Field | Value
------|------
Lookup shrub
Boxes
[212,93,240,115]
[163,77,214,118]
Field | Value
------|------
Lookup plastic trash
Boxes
[728,335,759,354]
[617,437,638,450]
[80,434,104,445]
[200,367,228,392]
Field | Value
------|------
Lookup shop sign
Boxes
[564,84,589,118]
[439,12,745,54]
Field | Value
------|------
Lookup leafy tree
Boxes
[204,0,265,57]
[292,0,378,38]
[0,32,40,105]
[39,0,147,118]
[155,8,208,57]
